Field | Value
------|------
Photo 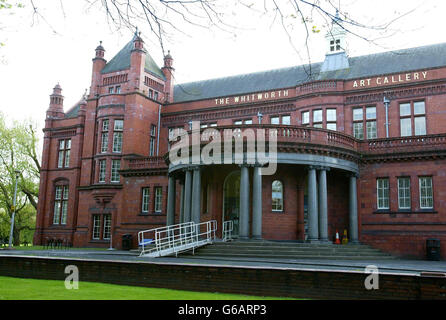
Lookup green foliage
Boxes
[0,112,40,245]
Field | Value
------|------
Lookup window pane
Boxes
[414,116,426,135]
[99,160,106,182]
[58,151,64,168]
[114,120,123,131]
[101,133,109,153]
[353,108,363,121]
[366,121,377,139]
[281,116,290,125]
[302,111,309,124]
[270,117,279,125]
[113,132,123,153]
[414,101,425,115]
[53,201,61,224]
[154,187,162,212]
[400,118,412,136]
[111,160,121,182]
[244,119,253,125]
[102,120,109,131]
[92,215,101,239]
[366,107,376,120]
[66,140,71,150]
[313,110,322,123]
[326,109,336,122]
[61,201,68,224]
[400,103,411,117]
[313,123,323,128]
[59,140,65,150]
[55,186,62,200]
[353,122,364,139]
[64,150,70,167]
[103,215,111,239]
[327,123,337,131]
[234,120,243,125]
[142,188,150,212]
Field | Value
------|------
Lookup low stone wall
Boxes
[0,255,445,299]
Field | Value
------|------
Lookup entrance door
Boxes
[223,171,241,237]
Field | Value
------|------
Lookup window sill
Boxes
[138,212,166,216]
[271,210,284,213]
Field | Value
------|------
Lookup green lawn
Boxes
[0,245,107,251]
[0,276,294,300]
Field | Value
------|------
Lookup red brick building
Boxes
[34,26,446,259]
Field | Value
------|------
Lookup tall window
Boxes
[154,187,163,213]
[313,109,323,128]
[92,215,101,239]
[98,160,106,183]
[101,119,109,153]
[92,215,112,240]
[111,160,121,183]
[400,101,426,136]
[53,185,69,225]
[377,178,389,210]
[112,119,123,153]
[353,108,364,139]
[353,106,376,139]
[326,109,337,131]
[141,187,150,213]
[419,177,433,209]
[57,139,71,168]
[398,177,411,210]
[149,124,157,156]
[272,180,284,211]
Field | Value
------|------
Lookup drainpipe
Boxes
[383,96,390,138]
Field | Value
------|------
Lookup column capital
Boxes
[317,166,331,172]
[348,172,360,179]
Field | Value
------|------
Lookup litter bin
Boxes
[122,234,133,251]
[426,238,441,261]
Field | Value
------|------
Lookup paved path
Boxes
[1,248,446,276]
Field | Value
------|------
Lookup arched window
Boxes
[272,180,284,211]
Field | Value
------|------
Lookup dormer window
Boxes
[330,39,341,52]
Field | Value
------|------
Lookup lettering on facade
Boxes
[352,71,428,88]
[215,90,289,105]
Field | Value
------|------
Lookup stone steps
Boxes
[189,240,396,260]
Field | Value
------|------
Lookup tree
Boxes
[0,112,40,245]
[21,0,418,66]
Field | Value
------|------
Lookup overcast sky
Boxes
[0,0,445,136]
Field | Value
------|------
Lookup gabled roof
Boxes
[101,36,166,81]
[173,42,446,103]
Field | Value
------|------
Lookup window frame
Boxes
[419,176,433,209]
[377,178,390,210]
[397,177,411,210]
[271,180,284,212]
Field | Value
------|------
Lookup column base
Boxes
[238,236,250,240]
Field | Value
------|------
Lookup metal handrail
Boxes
[138,220,217,257]
[222,220,233,242]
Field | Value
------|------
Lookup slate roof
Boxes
[173,42,446,103]
[101,36,166,80]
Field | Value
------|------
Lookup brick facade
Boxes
[34,33,446,259]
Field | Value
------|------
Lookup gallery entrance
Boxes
[223,171,240,237]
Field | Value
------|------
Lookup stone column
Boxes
[349,174,359,243]
[166,175,176,226]
[308,166,319,242]
[239,165,250,240]
[252,165,262,240]
[179,180,185,224]
[183,169,193,223]
[191,167,201,225]
[318,167,329,242]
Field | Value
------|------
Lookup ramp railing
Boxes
[222,220,234,242]
[138,220,217,257]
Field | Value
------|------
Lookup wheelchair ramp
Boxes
[138,220,217,257]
